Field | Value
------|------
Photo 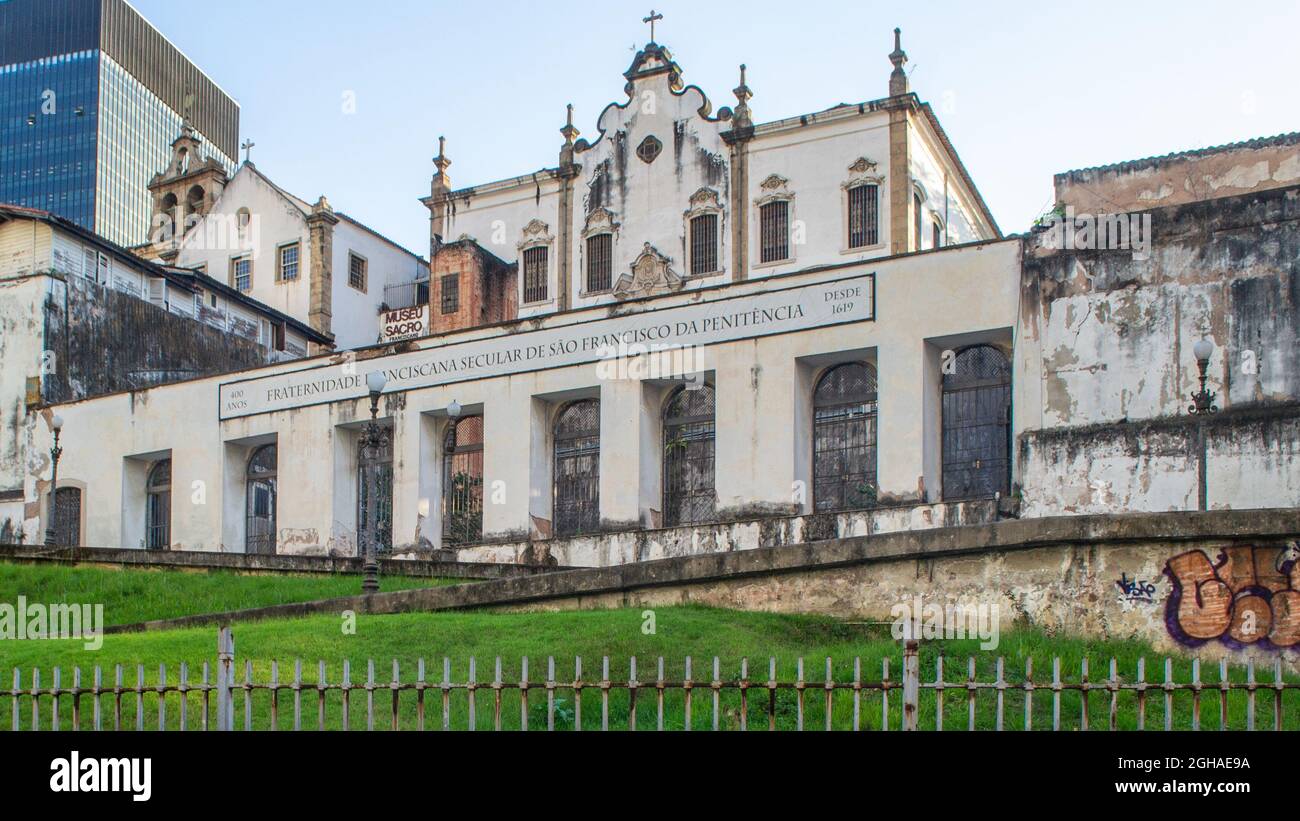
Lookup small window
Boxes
[273,322,286,352]
[636,135,662,164]
[231,256,252,292]
[586,233,612,292]
[277,243,300,281]
[933,219,943,249]
[440,273,460,314]
[689,214,718,275]
[348,253,367,292]
[193,292,203,315]
[146,459,171,550]
[759,201,789,263]
[522,246,548,303]
[97,252,111,284]
[847,184,879,248]
[913,193,924,250]
[82,248,95,281]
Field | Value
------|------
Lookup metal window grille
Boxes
[278,244,299,281]
[586,234,612,292]
[813,363,878,513]
[442,417,484,547]
[554,400,600,537]
[689,214,718,275]
[357,427,394,555]
[146,459,171,550]
[523,247,549,303]
[847,184,879,248]
[759,201,789,263]
[348,254,367,291]
[53,487,81,547]
[245,445,277,555]
[440,274,460,315]
[231,257,250,292]
[663,385,717,526]
[942,345,1012,501]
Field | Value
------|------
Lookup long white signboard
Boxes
[219,274,874,420]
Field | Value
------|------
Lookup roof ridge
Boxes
[1057,131,1300,179]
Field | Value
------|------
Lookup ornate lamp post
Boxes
[1188,340,1216,512]
[44,415,64,547]
[360,372,388,593]
[1188,339,1218,415]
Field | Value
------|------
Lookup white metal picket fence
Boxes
[5,629,1298,731]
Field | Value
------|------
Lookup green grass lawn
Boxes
[2,604,1296,731]
[0,562,464,627]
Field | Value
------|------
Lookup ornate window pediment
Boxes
[755,173,794,207]
[517,218,554,251]
[613,243,683,300]
[684,187,723,216]
[844,157,884,189]
[582,208,621,239]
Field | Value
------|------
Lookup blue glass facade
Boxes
[0,51,100,230]
[0,0,238,246]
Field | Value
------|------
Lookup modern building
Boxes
[0,0,238,247]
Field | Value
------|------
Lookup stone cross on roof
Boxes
[643,9,663,42]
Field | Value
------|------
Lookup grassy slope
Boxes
[0,562,461,627]
[3,605,1296,731]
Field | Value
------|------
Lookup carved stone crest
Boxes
[518,219,553,250]
[848,157,878,174]
[613,243,683,300]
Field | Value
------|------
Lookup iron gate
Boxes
[53,487,81,547]
[813,363,878,512]
[941,345,1012,500]
[663,385,716,526]
[245,445,277,555]
[357,426,393,555]
[554,400,600,537]
[443,417,484,547]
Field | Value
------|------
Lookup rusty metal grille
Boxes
[585,233,612,293]
[357,427,393,555]
[440,274,459,314]
[942,345,1011,501]
[759,201,789,263]
[663,385,716,526]
[53,487,81,547]
[146,459,171,550]
[847,184,879,248]
[443,417,484,547]
[554,400,600,538]
[689,214,718,275]
[523,247,548,303]
[245,445,277,555]
[813,363,878,512]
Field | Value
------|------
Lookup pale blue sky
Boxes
[132,0,1300,255]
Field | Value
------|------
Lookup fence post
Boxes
[216,626,234,732]
[902,639,919,731]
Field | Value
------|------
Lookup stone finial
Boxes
[732,64,753,129]
[434,136,451,177]
[312,195,333,214]
[561,104,579,145]
[889,27,909,97]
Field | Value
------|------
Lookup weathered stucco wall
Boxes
[1055,132,1300,214]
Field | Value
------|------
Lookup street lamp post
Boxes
[44,415,64,547]
[1188,340,1216,512]
[361,372,388,593]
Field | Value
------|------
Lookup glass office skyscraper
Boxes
[0,0,238,246]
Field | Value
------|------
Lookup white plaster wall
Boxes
[909,117,984,246]
[331,219,426,350]
[748,115,893,277]
[33,240,1022,554]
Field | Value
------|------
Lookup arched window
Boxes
[553,400,600,537]
[146,459,171,550]
[245,445,277,555]
[663,384,716,526]
[185,184,204,217]
[357,426,393,555]
[813,363,878,512]
[53,487,82,547]
[942,345,1012,501]
[443,416,484,546]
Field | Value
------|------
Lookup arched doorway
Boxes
[245,445,277,555]
[812,362,878,512]
[553,400,600,537]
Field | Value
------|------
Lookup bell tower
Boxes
[146,124,229,262]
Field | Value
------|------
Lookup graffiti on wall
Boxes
[1116,573,1159,604]
[1164,543,1300,649]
